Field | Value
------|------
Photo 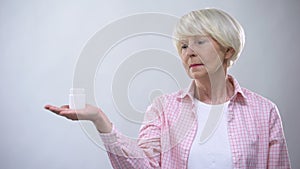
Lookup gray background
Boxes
[1,0,299,168]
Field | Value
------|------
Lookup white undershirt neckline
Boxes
[188,99,233,169]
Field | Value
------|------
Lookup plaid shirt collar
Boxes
[177,74,247,101]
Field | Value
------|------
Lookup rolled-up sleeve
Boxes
[268,104,291,169]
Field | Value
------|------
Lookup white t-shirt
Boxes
[188,99,233,169]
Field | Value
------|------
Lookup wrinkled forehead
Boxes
[174,28,210,45]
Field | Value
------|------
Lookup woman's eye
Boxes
[197,40,206,45]
[181,44,188,49]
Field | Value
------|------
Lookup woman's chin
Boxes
[189,72,209,80]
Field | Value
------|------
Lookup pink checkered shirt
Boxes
[100,75,291,169]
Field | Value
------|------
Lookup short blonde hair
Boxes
[173,8,245,67]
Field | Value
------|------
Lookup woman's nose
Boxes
[186,46,196,57]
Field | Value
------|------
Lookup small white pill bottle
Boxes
[69,88,86,109]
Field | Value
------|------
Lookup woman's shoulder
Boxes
[151,89,187,105]
[240,87,276,108]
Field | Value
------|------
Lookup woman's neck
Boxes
[194,71,234,105]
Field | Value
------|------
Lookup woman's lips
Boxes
[189,63,204,68]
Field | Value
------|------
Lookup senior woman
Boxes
[45,8,291,169]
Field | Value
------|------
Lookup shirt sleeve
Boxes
[98,97,164,169]
[267,104,291,169]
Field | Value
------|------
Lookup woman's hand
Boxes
[44,104,112,133]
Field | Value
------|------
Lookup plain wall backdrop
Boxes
[1,0,300,168]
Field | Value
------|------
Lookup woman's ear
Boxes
[225,47,235,59]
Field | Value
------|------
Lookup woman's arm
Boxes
[44,97,163,169]
[268,105,291,169]
[98,97,163,169]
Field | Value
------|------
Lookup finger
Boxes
[48,106,60,114]
[60,105,70,109]
[44,104,54,109]
[45,105,69,110]
[46,105,68,114]
[44,105,60,113]
[60,109,83,116]
[53,106,68,112]
[45,105,61,110]
[60,110,79,120]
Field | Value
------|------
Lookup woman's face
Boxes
[179,36,231,80]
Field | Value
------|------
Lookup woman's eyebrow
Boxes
[180,40,188,44]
